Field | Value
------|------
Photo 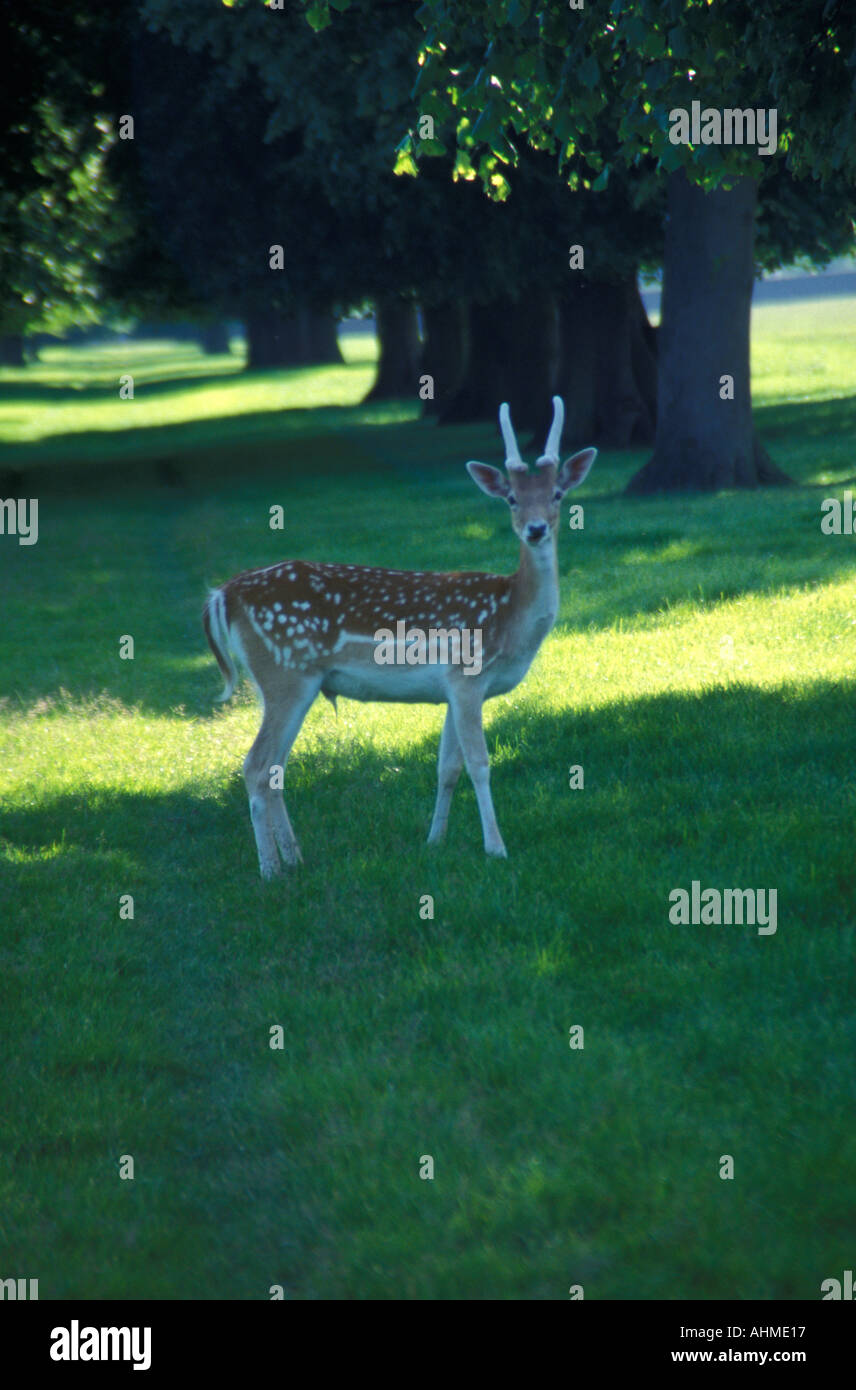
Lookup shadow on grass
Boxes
[0,402,422,495]
[756,393,856,449]
[3,680,853,930]
[0,368,245,407]
[2,676,853,1303]
[3,377,855,495]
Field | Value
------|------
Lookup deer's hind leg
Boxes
[243,671,321,877]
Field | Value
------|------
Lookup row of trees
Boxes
[2,0,855,490]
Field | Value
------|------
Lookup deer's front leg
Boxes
[427,706,464,845]
[447,687,507,858]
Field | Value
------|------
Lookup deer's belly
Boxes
[321,663,448,704]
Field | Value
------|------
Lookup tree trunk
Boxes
[438,293,560,427]
[627,171,791,494]
[0,334,25,366]
[362,295,421,402]
[532,276,657,451]
[244,309,305,370]
[629,290,658,434]
[243,309,342,368]
[420,301,470,416]
[199,322,231,354]
[301,311,343,365]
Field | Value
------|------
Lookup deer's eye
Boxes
[507,493,517,506]
[552,490,563,502]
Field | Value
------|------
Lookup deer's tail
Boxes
[203,587,239,702]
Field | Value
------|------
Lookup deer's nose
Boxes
[526,522,548,542]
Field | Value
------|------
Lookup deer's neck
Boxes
[510,538,559,635]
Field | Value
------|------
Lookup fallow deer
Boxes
[204,397,596,875]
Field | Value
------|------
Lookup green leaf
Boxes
[453,149,477,180]
[622,16,648,48]
[471,101,501,143]
[304,2,331,32]
[658,138,687,173]
[668,26,690,60]
[645,60,671,93]
[393,137,419,178]
[394,149,419,178]
[578,55,600,89]
[552,107,576,143]
[489,131,519,166]
[592,165,610,191]
[417,92,451,122]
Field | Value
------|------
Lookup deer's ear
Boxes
[466,461,510,500]
[555,448,597,497]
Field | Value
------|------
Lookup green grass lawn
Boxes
[1,303,855,1299]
